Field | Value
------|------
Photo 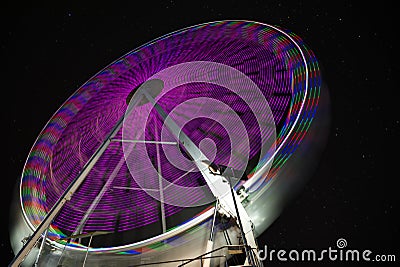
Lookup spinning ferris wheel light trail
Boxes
[9,20,327,267]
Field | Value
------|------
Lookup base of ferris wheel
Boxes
[180,201,262,267]
[134,198,263,267]
[31,193,263,267]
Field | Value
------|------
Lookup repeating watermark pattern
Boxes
[258,238,396,263]
[122,61,276,207]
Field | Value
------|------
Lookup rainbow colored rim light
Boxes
[20,20,320,252]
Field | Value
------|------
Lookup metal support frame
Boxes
[111,139,177,145]
[209,199,219,242]
[56,239,70,266]
[33,227,48,267]
[203,199,219,267]
[9,94,144,267]
[82,234,93,267]
[54,231,111,266]
[142,81,258,266]
[226,175,254,266]
[155,122,167,233]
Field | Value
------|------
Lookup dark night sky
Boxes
[1,1,398,266]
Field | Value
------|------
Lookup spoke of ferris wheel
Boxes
[111,139,178,145]
[155,120,167,233]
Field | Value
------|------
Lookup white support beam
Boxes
[155,122,167,233]
[111,139,178,145]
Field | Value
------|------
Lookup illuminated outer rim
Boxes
[18,20,320,253]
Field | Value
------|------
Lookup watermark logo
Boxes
[258,238,396,263]
[122,61,276,207]
[336,238,347,249]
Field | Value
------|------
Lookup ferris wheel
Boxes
[9,20,327,267]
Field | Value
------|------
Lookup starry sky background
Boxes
[1,1,398,266]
